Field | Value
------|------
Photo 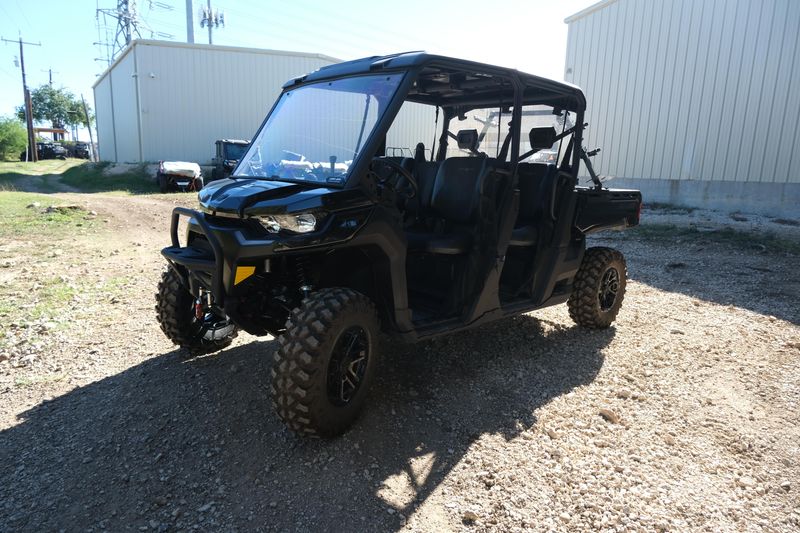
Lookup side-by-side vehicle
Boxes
[156,52,642,436]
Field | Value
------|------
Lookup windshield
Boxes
[235,73,404,185]
[224,143,249,160]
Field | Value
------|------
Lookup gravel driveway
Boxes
[1,197,798,532]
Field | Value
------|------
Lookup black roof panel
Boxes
[286,52,586,111]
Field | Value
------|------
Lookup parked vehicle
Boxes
[156,161,204,193]
[20,141,68,161]
[210,139,250,181]
[155,52,642,437]
[73,142,91,159]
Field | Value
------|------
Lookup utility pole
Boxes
[81,94,97,162]
[2,36,41,162]
[207,0,212,44]
[185,0,194,43]
[199,1,224,45]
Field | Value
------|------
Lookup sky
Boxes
[0,0,597,140]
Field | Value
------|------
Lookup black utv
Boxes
[20,141,68,161]
[156,52,642,437]
[209,139,250,181]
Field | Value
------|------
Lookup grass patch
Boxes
[0,158,86,178]
[60,162,158,194]
[0,275,79,353]
[0,192,97,238]
[14,373,67,388]
[30,277,78,320]
[0,159,87,193]
[630,223,800,254]
[0,159,158,194]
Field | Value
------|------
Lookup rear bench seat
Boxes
[508,162,560,247]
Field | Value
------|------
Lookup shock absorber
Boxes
[195,288,206,319]
[295,256,312,298]
[195,288,214,319]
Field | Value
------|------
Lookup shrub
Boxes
[0,117,28,161]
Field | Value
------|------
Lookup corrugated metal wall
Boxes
[102,51,140,163]
[93,75,115,162]
[93,41,337,164]
[565,0,800,186]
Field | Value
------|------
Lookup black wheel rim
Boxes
[598,267,620,311]
[327,326,369,407]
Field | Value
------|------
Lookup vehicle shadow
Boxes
[591,232,800,325]
[0,314,613,532]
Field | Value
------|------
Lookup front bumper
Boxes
[161,206,372,304]
[161,207,226,299]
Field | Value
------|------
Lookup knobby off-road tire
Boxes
[271,288,380,437]
[568,247,627,329]
[155,268,237,355]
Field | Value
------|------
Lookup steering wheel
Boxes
[370,158,419,200]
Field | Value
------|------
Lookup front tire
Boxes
[155,268,238,355]
[157,173,170,193]
[568,247,627,329]
[271,288,380,437]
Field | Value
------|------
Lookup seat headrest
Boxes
[414,142,426,163]
[456,129,479,151]
[530,127,557,150]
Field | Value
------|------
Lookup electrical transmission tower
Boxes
[95,1,174,65]
[96,1,143,64]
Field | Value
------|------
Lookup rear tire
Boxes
[568,247,627,329]
[155,268,237,355]
[271,288,379,437]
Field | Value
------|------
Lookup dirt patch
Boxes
[1,193,798,532]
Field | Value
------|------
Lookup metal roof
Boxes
[564,0,619,24]
[92,39,340,89]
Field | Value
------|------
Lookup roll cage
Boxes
[248,52,589,191]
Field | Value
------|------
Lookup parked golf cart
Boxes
[156,161,204,193]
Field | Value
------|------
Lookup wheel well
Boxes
[316,246,395,329]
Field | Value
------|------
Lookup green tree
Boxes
[0,117,28,160]
[16,84,93,130]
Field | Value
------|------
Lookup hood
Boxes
[199,178,308,216]
[198,178,369,218]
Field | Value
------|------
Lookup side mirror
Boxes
[529,127,557,150]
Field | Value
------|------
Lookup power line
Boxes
[12,0,34,33]
[95,1,144,65]
[95,1,175,65]
[1,35,41,161]
[0,4,20,31]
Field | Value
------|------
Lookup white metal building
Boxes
[92,40,338,164]
[565,0,800,216]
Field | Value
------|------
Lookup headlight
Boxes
[255,213,317,234]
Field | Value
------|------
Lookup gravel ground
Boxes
[1,197,799,533]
